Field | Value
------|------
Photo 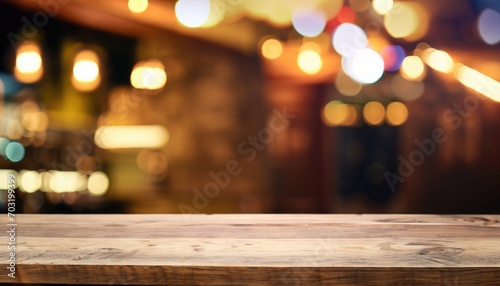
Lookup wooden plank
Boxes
[1,214,500,285]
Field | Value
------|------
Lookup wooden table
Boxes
[1,214,500,285]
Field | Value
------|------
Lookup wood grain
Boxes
[1,214,499,285]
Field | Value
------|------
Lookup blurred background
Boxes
[0,0,499,214]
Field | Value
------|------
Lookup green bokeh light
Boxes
[5,141,25,162]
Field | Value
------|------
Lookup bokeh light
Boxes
[14,42,43,83]
[88,171,109,196]
[20,170,42,193]
[455,64,500,102]
[363,101,385,126]
[261,38,283,60]
[322,100,358,127]
[380,45,405,72]
[386,102,408,126]
[128,0,148,13]
[400,55,426,80]
[50,171,87,193]
[292,9,326,38]
[5,141,25,162]
[175,0,211,28]
[130,60,167,90]
[344,48,385,84]
[202,0,226,27]
[332,23,368,57]
[372,0,394,15]
[297,49,322,75]
[426,50,454,73]
[335,70,362,96]
[22,111,49,132]
[384,2,428,40]
[478,9,500,45]
[95,125,170,149]
[72,50,100,92]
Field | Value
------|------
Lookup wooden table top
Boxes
[1,214,500,285]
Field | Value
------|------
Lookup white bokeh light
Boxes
[343,48,384,84]
[175,0,211,28]
[478,9,500,45]
[332,23,368,57]
[292,9,327,38]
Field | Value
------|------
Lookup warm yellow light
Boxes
[323,101,358,127]
[14,42,43,83]
[386,102,408,126]
[39,172,52,192]
[343,104,358,126]
[128,0,148,13]
[22,111,49,132]
[175,0,211,28]
[49,171,87,193]
[95,125,169,149]
[130,60,167,90]
[297,49,322,75]
[400,55,425,80]
[72,50,100,91]
[426,50,454,73]
[17,52,41,73]
[19,170,41,193]
[372,0,393,15]
[363,101,385,126]
[261,39,283,60]
[87,171,109,196]
[384,2,419,38]
[455,64,500,102]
